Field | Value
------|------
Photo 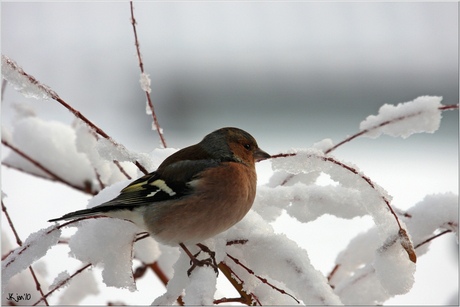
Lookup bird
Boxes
[49,127,270,275]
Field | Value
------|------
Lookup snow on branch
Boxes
[325,96,458,154]
[2,226,61,294]
[1,54,56,100]
[328,193,457,304]
[359,96,443,138]
[1,54,150,176]
[1,48,456,305]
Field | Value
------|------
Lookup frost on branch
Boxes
[360,95,443,138]
[1,226,61,294]
[1,54,54,100]
[140,72,152,94]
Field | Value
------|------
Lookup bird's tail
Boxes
[48,203,142,223]
[48,207,107,222]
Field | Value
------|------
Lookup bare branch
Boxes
[130,1,167,148]
[414,230,453,249]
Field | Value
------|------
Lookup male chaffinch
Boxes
[49,127,270,274]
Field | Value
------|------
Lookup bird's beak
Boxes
[254,148,271,162]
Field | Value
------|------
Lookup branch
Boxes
[217,261,260,306]
[226,253,300,304]
[414,230,453,249]
[2,139,96,195]
[324,104,459,154]
[32,263,91,306]
[2,200,49,306]
[130,2,167,148]
[1,54,149,175]
[269,152,417,263]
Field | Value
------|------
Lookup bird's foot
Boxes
[180,243,219,277]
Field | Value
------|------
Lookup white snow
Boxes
[3,116,95,188]
[0,85,456,304]
[360,96,443,138]
[68,218,139,292]
[95,137,156,173]
[140,72,152,94]
[223,210,342,305]
[374,242,416,295]
[74,120,138,186]
[57,269,99,305]
[313,138,334,151]
[133,236,161,264]
[1,226,61,294]
[49,271,71,291]
[1,54,53,100]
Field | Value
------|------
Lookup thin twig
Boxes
[2,139,96,194]
[328,228,454,286]
[414,230,453,249]
[130,1,167,148]
[32,263,91,306]
[113,160,132,180]
[2,55,148,175]
[2,200,23,246]
[269,152,417,263]
[226,253,300,304]
[324,104,459,154]
[1,78,7,101]
[2,200,49,306]
[217,261,260,306]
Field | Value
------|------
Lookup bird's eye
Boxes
[243,143,251,150]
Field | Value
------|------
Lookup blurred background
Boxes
[2,1,458,305]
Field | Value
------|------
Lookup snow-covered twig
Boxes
[216,261,261,305]
[130,2,167,148]
[32,263,91,306]
[2,139,97,195]
[270,152,416,262]
[1,54,148,176]
[324,100,458,154]
[226,253,300,304]
[2,200,50,305]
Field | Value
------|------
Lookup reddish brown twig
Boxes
[414,230,453,249]
[217,261,261,306]
[32,263,91,306]
[2,200,49,306]
[2,200,23,247]
[2,139,96,195]
[1,78,7,101]
[130,2,167,148]
[2,55,149,176]
[328,228,454,286]
[324,104,459,154]
[226,253,300,304]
